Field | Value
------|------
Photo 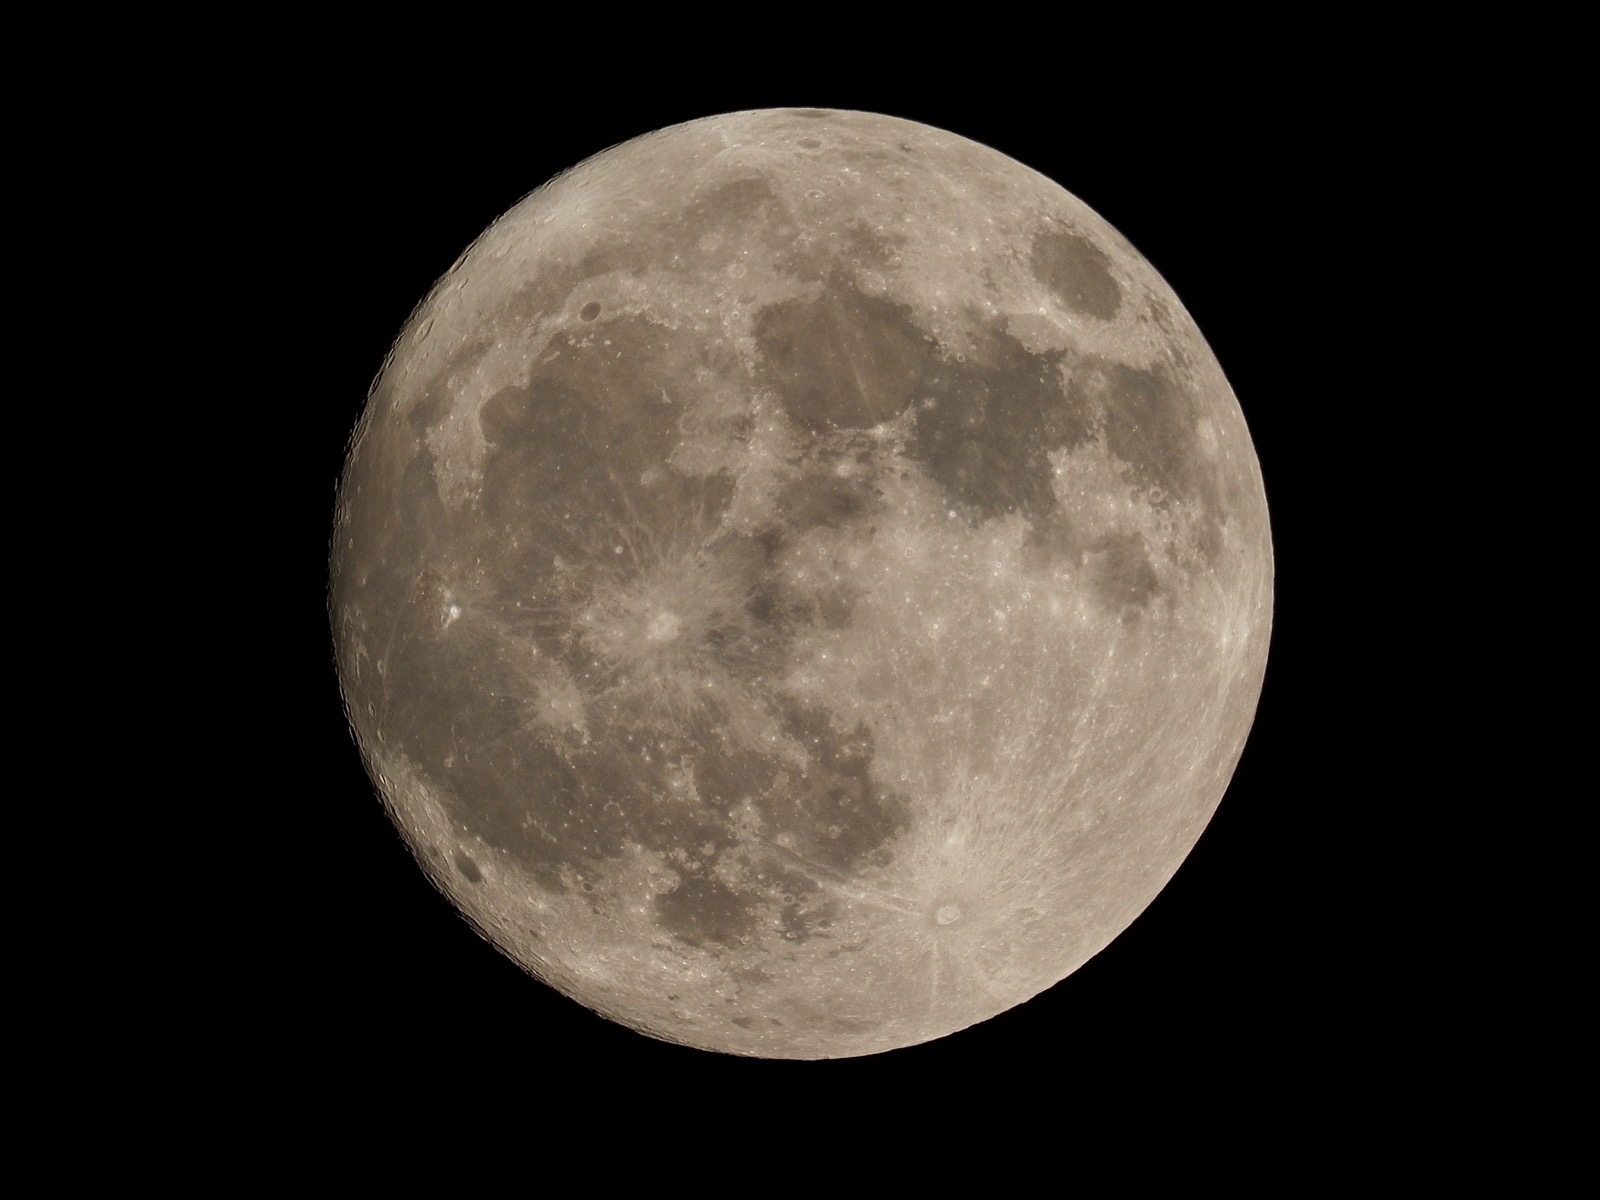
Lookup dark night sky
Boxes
[286,78,1362,1099]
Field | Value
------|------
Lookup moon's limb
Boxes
[330,109,1272,1058]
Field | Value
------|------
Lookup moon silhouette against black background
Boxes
[306,89,1309,1082]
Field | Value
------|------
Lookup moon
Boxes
[329,108,1272,1059]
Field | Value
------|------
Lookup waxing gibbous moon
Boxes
[330,108,1272,1059]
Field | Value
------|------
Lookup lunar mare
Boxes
[330,109,1272,1058]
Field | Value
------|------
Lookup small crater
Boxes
[797,137,822,150]
[579,301,601,322]
[936,904,961,925]
[453,853,483,884]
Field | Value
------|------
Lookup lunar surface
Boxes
[330,109,1272,1058]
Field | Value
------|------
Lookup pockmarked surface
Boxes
[331,109,1273,1058]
